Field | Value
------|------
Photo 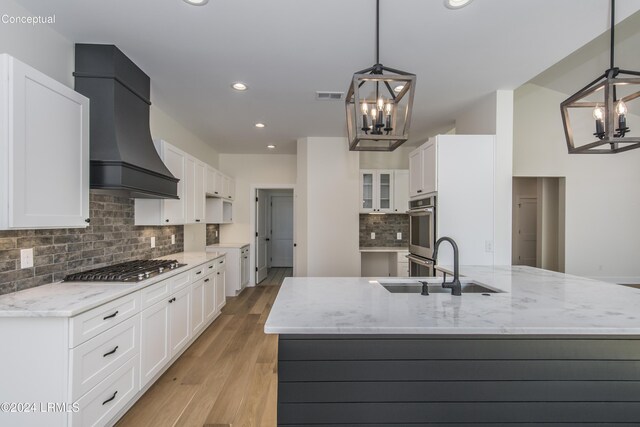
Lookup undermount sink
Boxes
[379,280,500,294]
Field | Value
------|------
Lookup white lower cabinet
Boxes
[0,255,227,427]
[70,356,139,427]
[169,286,191,357]
[191,276,206,333]
[215,269,226,312]
[70,315,140,400]
[204,275,216,321]
[140,299,170,386]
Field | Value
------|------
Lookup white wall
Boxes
[0,0,73,87]
[296,141,308,276]
[217,154,297,246]
[359,146,413,169]
[297,137,361,276]
[514,83,640,282]
[150,106,219,168]
[454,90,513,265]
[455,93,498,135]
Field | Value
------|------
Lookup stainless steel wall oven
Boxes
[407,195,436,277]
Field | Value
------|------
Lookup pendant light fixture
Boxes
[560,0,640,154]
[345,0,416,151]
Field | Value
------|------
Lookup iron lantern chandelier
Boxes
[345,0,416,151]
[561,0,640,154]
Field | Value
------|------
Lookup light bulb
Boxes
[616,100,627,116]
[377,98,384,110]
[593,105,605,121]
[361,102,368,114]
[371,108,377,119]
[385,103,392,114]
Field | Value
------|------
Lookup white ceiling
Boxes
[15,0,640,154]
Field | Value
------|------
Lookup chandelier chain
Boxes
[610,0,615,70]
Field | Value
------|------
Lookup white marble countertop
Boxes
[0,251,225,318]
[264,265,640,335]
[207,243,250,249]
[359,247,409,253]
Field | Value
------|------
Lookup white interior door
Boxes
[255,189,269,284]
[270,194,294,267]
[515,196,537,267]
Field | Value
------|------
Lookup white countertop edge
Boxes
[265,326,640,335]
[0,251,226,318]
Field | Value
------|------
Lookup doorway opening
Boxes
[255,188,294,285]
[512,177,566,272]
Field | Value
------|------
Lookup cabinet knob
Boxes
[165,219,169,223]
[195,219,201,222]
[205,278,210,282]
[417,190,423,193]
[217,272,220,275]
[85,218,91,223]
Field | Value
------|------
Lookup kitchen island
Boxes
[265,266,640,425]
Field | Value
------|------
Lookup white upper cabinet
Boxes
[409,139,437,198]
[392,170,409,213]
[205,166,217,197]
[222,175,235,201]
[0,54,89,229]
[135,140,186,225]
[359,169,400,213]
[185,157,206,224]
[134,140,235,226]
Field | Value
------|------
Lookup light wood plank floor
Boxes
[116,267,290,427]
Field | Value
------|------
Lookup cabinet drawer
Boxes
[190,266,206,283]
[70,315,140,400]
[140,279,171,310]
[70,355,139,427]
[169,271,191,293]
[216,256,226,269]
[69,293,140,348]
[205,260,216,274]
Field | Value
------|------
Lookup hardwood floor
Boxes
[116,268,289,427]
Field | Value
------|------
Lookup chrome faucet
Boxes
[432,237,461,296]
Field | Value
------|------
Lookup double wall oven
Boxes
[407,195,436,277]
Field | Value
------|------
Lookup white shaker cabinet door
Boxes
[169,286,191,357]
[161,143,186,224]
[1,55,89,229]
[140,299,170,387]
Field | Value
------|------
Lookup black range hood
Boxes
[74,44,179,199]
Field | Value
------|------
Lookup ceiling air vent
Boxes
[316,91,344,101]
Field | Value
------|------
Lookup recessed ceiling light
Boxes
[255,123,266,128]
[183,0,209,5]
[267,144,276,149]
[444,0,473,9]
[393,85,404,93]
[231,82,247,91]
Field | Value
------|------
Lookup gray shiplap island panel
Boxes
[278,335,640,425]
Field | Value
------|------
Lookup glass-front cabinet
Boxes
[360,170,394,213]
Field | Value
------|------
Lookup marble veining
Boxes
[0,251,225,318]
[265,265,640,335]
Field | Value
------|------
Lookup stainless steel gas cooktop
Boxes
[64,259,186,283]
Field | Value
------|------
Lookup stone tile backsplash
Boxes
[206,224,220,246]
[360,214,409,248]
[0,191,184,296]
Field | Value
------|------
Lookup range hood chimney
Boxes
[74,44,178,199]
